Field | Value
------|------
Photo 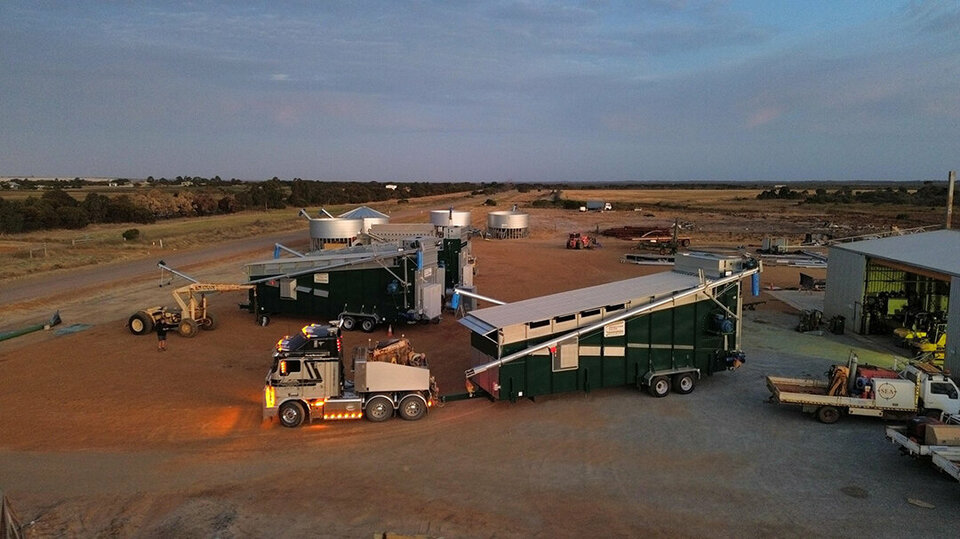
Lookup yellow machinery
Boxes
[127,262,254,337]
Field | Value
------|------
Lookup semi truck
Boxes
[886,415,960,482]
[262,323,436,427]
[766,353,960,423]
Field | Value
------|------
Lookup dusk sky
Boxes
[1,1,958,182]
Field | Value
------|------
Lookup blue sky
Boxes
[1,1,957,182]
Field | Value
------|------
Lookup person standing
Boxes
[156,320,168,352]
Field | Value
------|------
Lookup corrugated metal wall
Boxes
[824,248,866,332]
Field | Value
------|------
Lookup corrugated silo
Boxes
[299,209,363,250]
[430,209,472,228]
[339,206,390,233]
[487,210,529,239]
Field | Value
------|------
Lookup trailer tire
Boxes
[200,312,217,330]
[178,318,199,338]
[360,318,376,333]
[672,373,696,395]
[817,406,841,424]
[365,396,393,422]
[341,316,356,331]
[399,395,427,421]
[279,401,305,428]
[128,311,154,335]
[648,376,670,398]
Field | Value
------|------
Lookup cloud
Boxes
[270,74,290,81]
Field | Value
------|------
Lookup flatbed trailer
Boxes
[885,424,960,481]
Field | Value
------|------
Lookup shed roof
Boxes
[461,270,701,332]
[831,229,960,278]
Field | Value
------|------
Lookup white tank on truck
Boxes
[262,324,436,427]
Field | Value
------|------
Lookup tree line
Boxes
[757,183,955,206]
[0,179,501,234]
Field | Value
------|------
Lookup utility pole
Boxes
[947,170,956,229]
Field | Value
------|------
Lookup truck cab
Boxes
[263,326,435,428]
[902,362,960,416]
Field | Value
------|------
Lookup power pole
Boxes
[947,170,956,229]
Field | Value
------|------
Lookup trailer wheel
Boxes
[672,373,696,395]
[365,396,393,422]
[200,312,217,330]
[341,316,356,331]
[279,401,305,428]
[178,318,199,338]
[817,406,841,424]
[360,318,376,333]
[128,311,154,335]
[398,395,426,421]
[648,376,670,398]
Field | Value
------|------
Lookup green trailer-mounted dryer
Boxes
[245,239,443,331]
[460,253,761,401]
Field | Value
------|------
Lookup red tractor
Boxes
[566,232,591,249]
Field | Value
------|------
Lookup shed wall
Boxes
[824,248,866,332]
[948,276,960,378]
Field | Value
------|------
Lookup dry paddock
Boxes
[1,216,959,537]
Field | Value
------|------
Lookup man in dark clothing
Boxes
[156,321,168,352]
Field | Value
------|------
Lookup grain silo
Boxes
[339,206,390,233]
[487,210,529,239]
[430,209,472,228]
[299,209,363,250]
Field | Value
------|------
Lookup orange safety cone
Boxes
[387,324,393,337]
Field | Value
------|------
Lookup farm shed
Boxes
[824,229,960,376]
[461,253,760,401]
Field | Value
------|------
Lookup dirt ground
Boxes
[5,193,957,538]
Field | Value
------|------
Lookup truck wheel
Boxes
[365,396,393,422]
[648,376,670,398]
[341,316,356,331]
[279,401,305,428]
[128,311,154,335]
[178,318,199,338]
[399,395,426,421]
[360,318,376,333]
[672,373,696,395]
[200,312,217,330]
[817,406,841,424]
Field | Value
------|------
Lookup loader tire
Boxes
[200,312,217,330]
[178,318,199,338]
[128,311,154,335]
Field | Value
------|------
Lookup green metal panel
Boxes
[439,238,464,289]
[252,260,418,322]
[492,288,743,401]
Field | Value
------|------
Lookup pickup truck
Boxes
[766,353,960,424]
